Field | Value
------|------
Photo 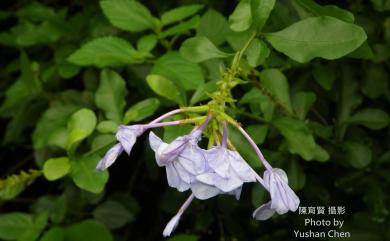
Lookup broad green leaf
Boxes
[266,16,367,63]
[226,29,255,51]
[167,234,199,241]
[0,213,32,240]
[100,0,155,32]
[18,212,48,241]
[96,121,118,134]
[246,124,268,145]
[292,91,316,119]
[287,159,306,190]
[146,74,185,105]
[123,98,160,124]
[180,36,231,63]
[136,34,157,53]
[347,41,374,59]
[159,16,200,38]
[68,37,141,67]
[33,104,78,149]
[31,195,66,224]
[273,117,329,161]
[64,220,113,241]
[190,80,217,105]
[71,154,109,194]
[312,64,337,90]
[39,227,64,241]
[43,157,71,181]
[251,0,276,30]
[67,108,97,153]
[229,0,252,32]
[260,68,292,113]
[95,70,127,123]
[161,4,203,26]
[197,9,229,46]
[294,0,354,23]
[246,38,270,67]
[152,52,204,90]
[348,109,390,130]
[362,65,388,99]
[92,200,134,229]
[344,141,372,168]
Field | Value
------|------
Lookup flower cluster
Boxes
[96,109,300,237]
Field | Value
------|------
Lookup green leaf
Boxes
[294,0,355,23]
[136,34,158,53]
[190,80,217,105]
[96,121,119,134]
[246,124,269,145]
[0,170,41,201]
[64,220,113,241]
[166,234,199,241]
[100,0,155,32]
[344,141,372,168]
[260,68,293,113]
[348,109,390,130]
[273,117,329,161]
[152,52,204,90]
[266,16,367,62]
[287,159,306,190]
[250,0,276,30]
[312,64,337,90]
[39,227,64,241]
[292,91,316,119]
[146,74,185,105]
[68,37,141,67]
[362,65,388,99]
[92,200,134,229]
[229,0,252,32]
[123,98,160,124]
[67,108,97,154]
[159,16,200,38]
[180,36,231,63]
[246,38,270,67]
[197,9,229,46]
[71,154,109,194]
[95,70,127,123]
[33,104,78,149]
[0,213,32,240]
[43,157,71,181]
[18,212,48,241]
[161,4,203,26]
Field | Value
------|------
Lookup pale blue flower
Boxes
[253,168,300,220]
[96,143,123,171]
[116,125,144,155]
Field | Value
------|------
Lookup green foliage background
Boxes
[0,0,389,240]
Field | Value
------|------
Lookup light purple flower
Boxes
[253,168,300,220]
[116,125,145,155]
[96,143,123,171]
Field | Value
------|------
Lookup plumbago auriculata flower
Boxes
[96,33,300,237]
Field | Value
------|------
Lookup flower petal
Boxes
[162,214,180,237]
[253,201,276,220]
[228,186,242,200]
[173,162,194,184]
[206,147,230,178]
[116,125,143,155]
[178,143,207,175]
[190,181,220,200]
[96,143,123,171]
[166,163,190,192]
[230,151,257,182]
[149,131,163,152]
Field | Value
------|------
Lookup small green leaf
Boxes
[190,81,217,105]
[159,16,200,38]
[362,65,388,99]
[295,0,355,23]
[68,37,140,67]
[251,0,276,31]
[348,109,390,130]
[292,91,316,119]
[161,4,203,26]
[43,157,71,181]
[266,16,367,62]
[39,227,64,241]
[97,121,119,134]
[0,213,33,240]
[18,212,48,241]
[146,74,185,105]
[123,98,160,124]
[92,200,134,229]
[71,154,109,194]
[246,124,268,145]
[136,34,158,53]
[287,159,306,190]
[260,68,293,113]
[344,141,372,168]
[197,9,229,46]
[100,0,155,32]
[312,64,337,90]
[180,36,231,63]
[229,0,252,32]
[246,38,270,67]
[67,108,97,153]
[152,52,204,90]
[64,220,113,241]
[95,70,127,123]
